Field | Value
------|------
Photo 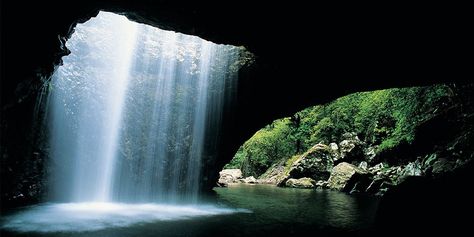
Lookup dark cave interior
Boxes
[1,1,473,235]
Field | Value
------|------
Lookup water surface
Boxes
[1,185,379,236]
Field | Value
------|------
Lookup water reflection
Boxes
[1,185,379,237]
[214,184,379,231]
[323,191,357,227]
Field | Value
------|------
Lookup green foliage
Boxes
[224,146,246,169]
[233,118,297,176]
[228,84,453,177]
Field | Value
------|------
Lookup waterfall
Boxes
[47,11,241,203]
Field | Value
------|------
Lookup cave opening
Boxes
[1,3,473,237]
[1,11,250,232]
[43,11,247,204]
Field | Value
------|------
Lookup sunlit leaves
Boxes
[227,84,453,176]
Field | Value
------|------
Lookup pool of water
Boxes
[1,185,380,237]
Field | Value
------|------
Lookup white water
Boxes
[1,203,250,233]
[48,12,141,202]
[0,12,246,233]
[47,11,240,203]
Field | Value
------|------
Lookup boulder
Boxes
[338,132,365,162]
[285,177,316,189]
[328,142,340,160]
[240,176,257,184]
[258,159,288,185]
[364,146,377,162]
[401,161,422,177]
[432,158,456,176]
[376,166,403,182]
[358,161,368,170]
[369,162,386,174]
[287,144,334,181]
[328,162,370,192]
[423,153,438,168]
[217,169,242,186]
[315,180,329,189]
[329,142,339,151]
[367,164,406,191]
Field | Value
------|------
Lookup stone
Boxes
[329,142,339,151]
[338,132,365,162]
[328,162,369,192]
[358,161,368,170]
[401,161,422,177]
[287,144,334,181]
[240,176,257,184]
[369,163,386,174]
[329,142,340,160]
[367,163,408,189]
[217,169,243,186]
[285,177,316,189]
[258,159,289,185]
[423,153,438,168]
[338,140,355,158]
[315,180,329,189]
[364,146,376,162]
[432,159,456,176]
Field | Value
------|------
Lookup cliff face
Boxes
[1,1,472,208]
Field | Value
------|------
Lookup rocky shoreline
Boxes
[219,127,472,196]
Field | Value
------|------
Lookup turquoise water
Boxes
[1,185,379,237]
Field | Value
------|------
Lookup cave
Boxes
[1,1,473,236]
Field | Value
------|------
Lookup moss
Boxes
[283,155,301,175]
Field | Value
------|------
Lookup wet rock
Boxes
[239,176,257,184]
[369,163,386,174]
[432,159,456,176]
[338,132,365,162]
[364,146,376,162]
[217,169,242,186]
[328,142,340,160]
[315,180,329,189]
[401,161,422,177]
[421,153,438,174]
[383,166,403,181]
[285,177,316,189]
[329,142,338,151]
[258,159,287,185]
[328,162,370,192]
[358,161,368,170]
[287,144,334,181]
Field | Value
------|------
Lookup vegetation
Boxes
[225,118,297,176]
[225,85,454,177]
